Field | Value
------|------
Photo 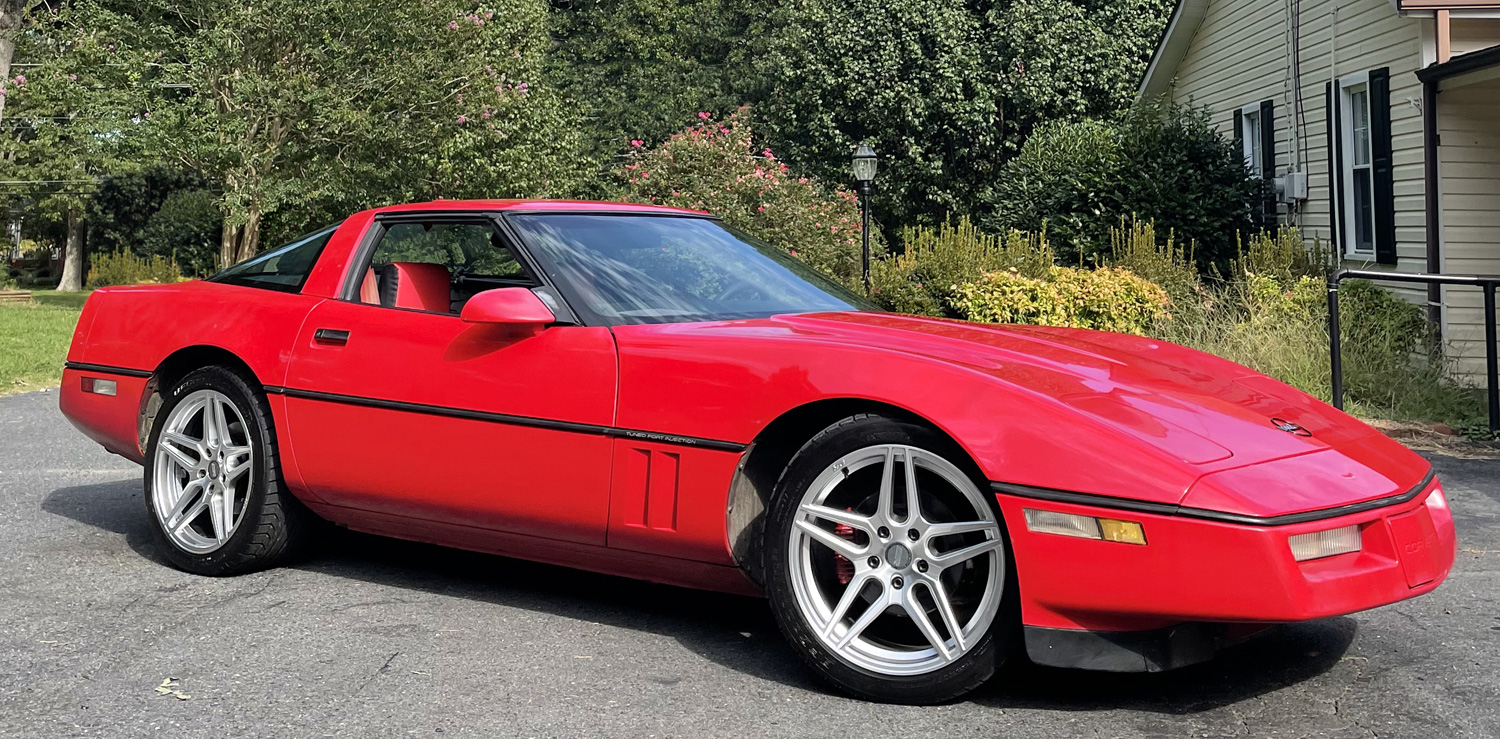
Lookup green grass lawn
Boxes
[0,291,88,396]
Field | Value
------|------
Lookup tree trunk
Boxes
[237,207,262,262]
[219,220,240,269]
[0,1,24,127]
[56,209,85,292]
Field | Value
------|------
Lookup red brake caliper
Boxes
[833,523,856,585]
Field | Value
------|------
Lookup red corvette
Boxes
[60,200,1455,703]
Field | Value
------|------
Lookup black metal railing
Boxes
[1328,269,1499,433]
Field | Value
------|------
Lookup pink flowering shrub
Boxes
[619,109,873,287]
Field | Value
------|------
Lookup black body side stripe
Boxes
[63,361,152,378]
[992,468,1437,527]
[265,385,747,453]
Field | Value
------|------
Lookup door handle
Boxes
[313,328,350,346]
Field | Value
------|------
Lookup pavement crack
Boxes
[356,651,401,694]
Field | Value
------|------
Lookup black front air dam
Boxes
[1023,622,1266,672]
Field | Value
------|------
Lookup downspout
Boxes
[1423,78,1441,326]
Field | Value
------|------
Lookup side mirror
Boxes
[460,287,555,327]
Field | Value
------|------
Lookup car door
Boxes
[281,214,617,545]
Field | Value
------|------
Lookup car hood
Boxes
[767,312,1424,512]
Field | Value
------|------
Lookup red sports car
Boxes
[60,200,1456,703]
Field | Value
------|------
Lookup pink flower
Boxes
[481,108,492,119]
[516,82,528,93]
[456,92,463,103]
[12,75,24,86]
[640,171,650,179]
[762,148,774,158]
[495,85,504,92]
[790,250,799,257]
[630,139,643,148]
[457,115,468,124]
[719,127,729,134]
[448,20,459,30]
[757,205,766,212]
[698,111,710,119]
[69,74,77,81]
[485,11,494,18]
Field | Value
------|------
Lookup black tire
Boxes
[763,413,1018,704]
[143,365,314,576]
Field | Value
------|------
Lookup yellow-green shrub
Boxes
[86,251,183,289]
[871,216,1052,316]
[952,266,1169,335]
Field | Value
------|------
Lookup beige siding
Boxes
[1165,0,1429,305]
[1451,18,1500,56]
[1439,80,1500,380]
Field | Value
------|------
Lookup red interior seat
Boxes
[359,268,379,304]
[380,262,452,313]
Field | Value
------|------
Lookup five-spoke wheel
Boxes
[143,365,311,575]
[152,389,255,553]
[766,414,1014,703]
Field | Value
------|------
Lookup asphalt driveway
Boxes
[2,389,1498,738]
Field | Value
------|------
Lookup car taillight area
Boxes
[994,479,1456,633]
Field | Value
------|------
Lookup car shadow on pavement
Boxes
[41,478,171,568]
[44,478,1354,712]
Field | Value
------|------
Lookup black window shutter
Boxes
[1326,80,1343,253]
[1260,100,1277,225]
[1369,67,1397,265]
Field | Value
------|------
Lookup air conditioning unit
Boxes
[1276,171,1309,204]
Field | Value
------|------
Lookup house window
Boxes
[1339,75,1376,258]
[1239,103,1263,178]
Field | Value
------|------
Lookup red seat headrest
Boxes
[380,262,452,313]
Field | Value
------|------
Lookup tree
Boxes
[746,0,996,232]
[548,0,747,170]
[743,0,1171,232]
[1,2,155,290]
[130,0,589,264]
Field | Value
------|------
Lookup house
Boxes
[1140,0,1500,378]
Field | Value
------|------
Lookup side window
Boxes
[211,226,337,293]
[356,221,532,314]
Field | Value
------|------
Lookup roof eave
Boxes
[1138,0,1211,100]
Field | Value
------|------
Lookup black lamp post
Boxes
[851,143,878,294]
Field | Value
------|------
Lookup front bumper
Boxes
[993,476,1456,669]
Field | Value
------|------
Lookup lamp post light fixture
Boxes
[851,143,878,294]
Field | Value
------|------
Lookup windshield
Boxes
[505,214,873,325]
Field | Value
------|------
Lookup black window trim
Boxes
[208,223,340,295]
[336,210,580,324]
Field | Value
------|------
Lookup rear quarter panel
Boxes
[61,281,324,463]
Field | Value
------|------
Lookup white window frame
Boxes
[1239,102,1263,178]
[1338,72,1377,259]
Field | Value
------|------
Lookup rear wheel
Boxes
[764,414,1016,704]
[143,365,312,576]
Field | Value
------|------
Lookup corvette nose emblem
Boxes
[1270,418,1312,437]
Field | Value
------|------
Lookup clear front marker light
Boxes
[81,377,117,396]
[1289,525,1361,562]
[1023,509,1147,545]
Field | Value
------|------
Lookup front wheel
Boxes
[764,414,1016,704]
[143,365,312,576]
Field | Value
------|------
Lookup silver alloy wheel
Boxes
[788,444,1005,677]
[151,389,255,554]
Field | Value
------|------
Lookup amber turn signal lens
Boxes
[1099,519,1147,545]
